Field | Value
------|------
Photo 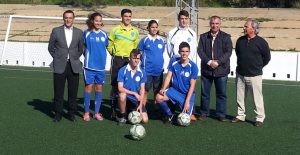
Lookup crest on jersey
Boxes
[158,44,163,49]
[185,72,190,77]
[187,37,191,42]
[135,76,141,82]
[131,32,135,37]
[101,37,105,42]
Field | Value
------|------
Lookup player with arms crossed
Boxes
[82,13,108,121]
[156,42,198,124]
[117,49,148,126]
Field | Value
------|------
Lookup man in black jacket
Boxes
[197,16,232,121]
[231,18,271,127]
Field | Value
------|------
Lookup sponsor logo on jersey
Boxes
[96,37,100,42]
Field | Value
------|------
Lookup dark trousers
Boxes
[53,61,79,116]
[200,75,228,118]
[110,56,129,90]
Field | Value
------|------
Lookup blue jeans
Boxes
[200,75,228,118]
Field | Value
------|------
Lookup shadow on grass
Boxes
[194,107,255,124]
[27,99,54,119]
[27,98,113,121]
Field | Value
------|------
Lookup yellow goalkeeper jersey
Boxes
[107,24,139,57]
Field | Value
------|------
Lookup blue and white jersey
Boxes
[117,64,147,93]
[83,29,108,71]
[138,34,165,76]
[168,57,198,94]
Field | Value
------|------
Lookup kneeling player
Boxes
[156,42,198,124]
[117,49,149,126]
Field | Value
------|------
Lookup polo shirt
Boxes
[138,34,165,76]
[107,24,139,57]
[168,57,198,94]
[117,64,147,93]
[83,29,108,71]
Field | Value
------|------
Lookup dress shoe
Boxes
[198,114,207,121]
[53,114,62,122]
[231,118,242,123]
[218,117,228,122]
[254,121,263,127]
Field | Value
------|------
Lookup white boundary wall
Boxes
[0,41,299,81]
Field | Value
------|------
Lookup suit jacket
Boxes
[48,25,84,74]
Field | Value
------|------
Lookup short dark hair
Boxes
[130,49,141,57]
[178,42,190,52]
[178,10,189,20]
[121,9,132,16]
[63,10,75,18]
[86,12,103,30]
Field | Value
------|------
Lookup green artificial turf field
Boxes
[0,66,299,154]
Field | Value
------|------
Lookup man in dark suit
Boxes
[48,10,84,122]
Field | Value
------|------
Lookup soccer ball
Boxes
[177,113,191,126]
[128,111,142,124]
[129,124,146,140]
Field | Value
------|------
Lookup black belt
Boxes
[114,55,129,59]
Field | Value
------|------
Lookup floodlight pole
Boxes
[175,0,199,36]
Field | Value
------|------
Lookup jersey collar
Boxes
[147,34,162,41]
[126,63,142,73]
[120,24,133,30]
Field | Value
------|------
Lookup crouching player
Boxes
[156,42,198,124]
[117,49,149,126]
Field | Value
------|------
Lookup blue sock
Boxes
[95,92,103,114]
[84,92,91,113]
[159,101,173,116]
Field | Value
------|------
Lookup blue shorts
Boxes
[145,74,163,92]
[126,94,147,112]
[83,69,106,85]
[165,87,195,115]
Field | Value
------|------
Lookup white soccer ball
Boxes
[177,113,191,126]
[128,111,142,124]
[129,124,146,140]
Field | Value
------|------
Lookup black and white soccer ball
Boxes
[128,111,142,124]
[129,124,146,140]
[177,113,191,126]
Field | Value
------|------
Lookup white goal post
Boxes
[0,15,158,69]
